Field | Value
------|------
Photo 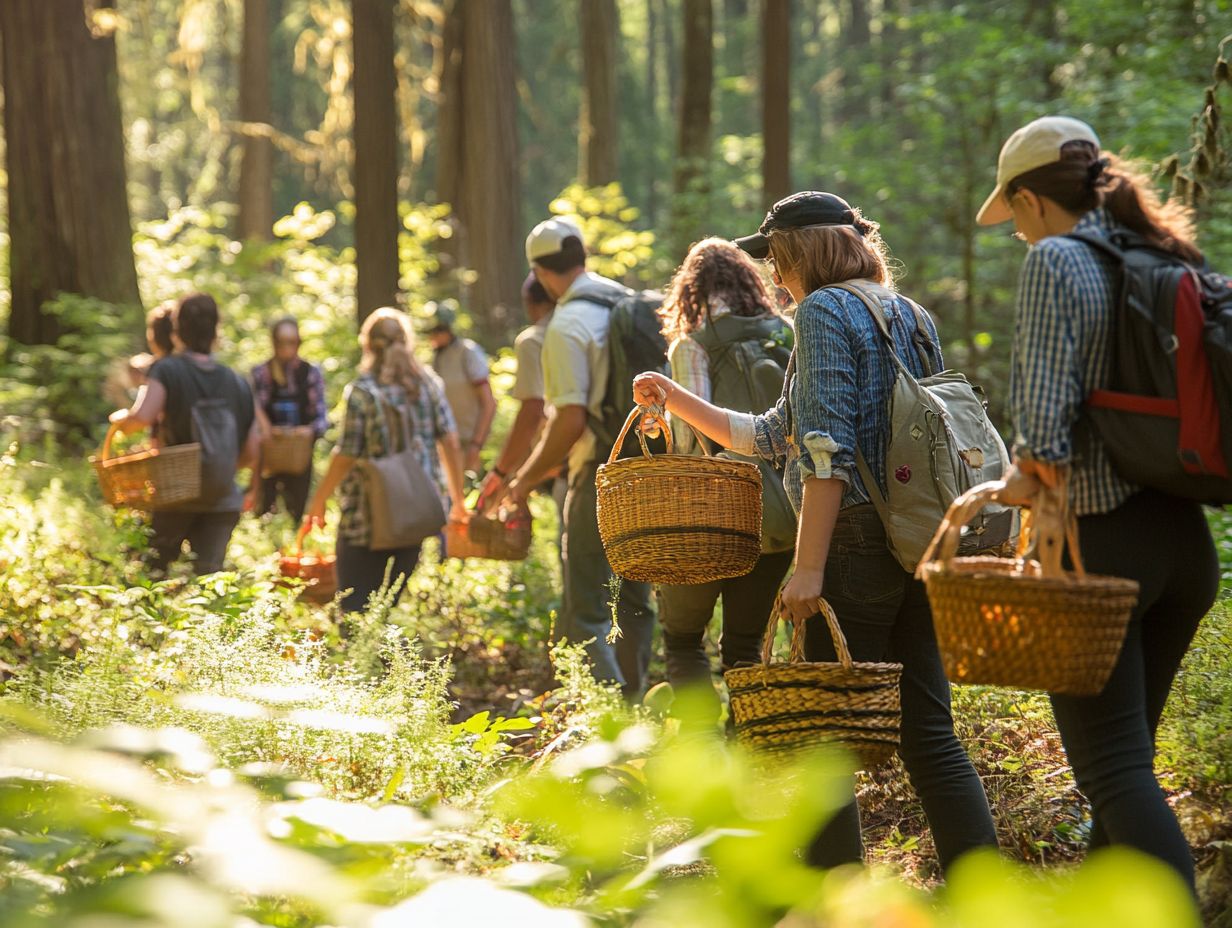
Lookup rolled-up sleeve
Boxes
[793,293,857,485]
[542,320,591,409]
[1011,246,1083,463]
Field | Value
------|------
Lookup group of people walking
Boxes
[107,114,1220,893]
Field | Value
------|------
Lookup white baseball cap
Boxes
[525,217,585,264]
[976,116,1101,226]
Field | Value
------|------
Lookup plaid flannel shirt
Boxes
[251,358,330,439]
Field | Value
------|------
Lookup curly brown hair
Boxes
[658,237,778,343]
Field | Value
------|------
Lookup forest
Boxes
[0,1,1231,926]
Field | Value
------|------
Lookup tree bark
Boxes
[0,0,142,345]
[670,0,714,256]
[644,0,661,224]
[579,0,620,186]
[761,0,790,208]
[238,0,275,241]
[444,0,521,342]
[352,0,401,323]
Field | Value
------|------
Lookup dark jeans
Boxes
[1051,490,1218,890]
[259,467,313,523]
[149,510,241,575]
[336,536,422,614]
[804,504,997,872]
[659,549,794,686]
[561,462,655,700]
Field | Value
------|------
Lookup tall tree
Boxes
[0,0,142,345]
[352,0,401,322]
[579,0,619,186]
[436,0,522,342]
[670,0,714,256]
[762,0,791,207]
[237,0,275,241]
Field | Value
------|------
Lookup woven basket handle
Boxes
[605,404,714,465]
[293,522,311,557]
[100,422,122,463]
[760,596,853,669]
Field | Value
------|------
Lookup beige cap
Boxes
[525,217,584,264]
[976,116,1101,226]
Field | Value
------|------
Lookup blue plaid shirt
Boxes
[1010,207,1137,516]
[729,283,942,513]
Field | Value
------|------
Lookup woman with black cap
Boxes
[633,191,997,872]
[976,116,1219,890]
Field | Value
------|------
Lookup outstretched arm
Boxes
[632,371,733,449]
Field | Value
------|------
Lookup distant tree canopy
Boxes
[0,0,1227,353]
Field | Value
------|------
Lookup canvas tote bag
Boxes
[354,381,446,551]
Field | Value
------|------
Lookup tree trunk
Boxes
[352,0,400,323]
[670,0,713,257]
[761,0,790,208]
[237,0,275,241]
[644,0,661,224]
[451,0,522,341]
[579,0,619,186]
[0,0,142,345]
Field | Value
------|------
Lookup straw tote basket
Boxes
[91,422,201,511]
[445,502,532,561]
[279,525,337,604]
[725,597,902,769]
[918,479,1139,696]
[595,406,762,585]
[262,426,314,476]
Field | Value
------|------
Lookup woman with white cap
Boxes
[977,116,1219,889]
[634,191,998,873]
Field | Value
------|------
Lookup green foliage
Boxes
[548,183,661,285]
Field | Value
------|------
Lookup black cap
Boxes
[733,191,859,260]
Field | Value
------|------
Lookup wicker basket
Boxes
[596,406,762,585]
[263,426,314,476]
[279,526,338,604]
[91,423,202,511]
[725,597,902,769]
[446,503,532,561]
[918,480,1139,696]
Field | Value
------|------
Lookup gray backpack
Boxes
[835,281,1016,571]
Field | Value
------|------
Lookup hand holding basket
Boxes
[279,523,338,604]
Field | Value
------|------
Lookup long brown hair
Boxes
[359,307,430,401]
[658,237,777,343]
[766,208,895,295]
[1006,141,1202,264]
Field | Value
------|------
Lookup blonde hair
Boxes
[767,209,895,293]
[359,307,430,401]
[658,237,777,343]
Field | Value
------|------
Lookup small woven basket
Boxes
[726,597,902,769]
[918,479,1139,696]
[279,525,338,604]
[446,502,532,562]
[263,426,314,476]
[91,423,201,511]
[596,406,762,585]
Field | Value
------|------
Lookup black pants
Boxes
[1051,490,1218,890]
[149,510,241,575]
[804,504,997,872]
[259,468,313,524]
[336,537,422,614]
[659,549,794,686]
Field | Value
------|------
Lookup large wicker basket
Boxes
[445,503,532,561]
[725,597,902,769]
[263,426,314,476]
[596,406,762,585]
[918,480,1139,696]
[91,422,201,511]
[279,526,337,605]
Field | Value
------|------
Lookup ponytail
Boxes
[1007,140,1203,265]
[359,308,429,401]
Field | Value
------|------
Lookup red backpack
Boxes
[1068,230,1232,504]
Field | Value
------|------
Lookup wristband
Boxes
[491,466,507,479]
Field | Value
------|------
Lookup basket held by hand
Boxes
[725,597,902,769]
[91,422,201,511]
[918,479,1138,696]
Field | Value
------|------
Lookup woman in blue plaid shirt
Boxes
[978,116,1219,890]
[634,191,997,873]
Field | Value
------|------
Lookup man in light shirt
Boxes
[424,300,496,475]
[504,219,655,699]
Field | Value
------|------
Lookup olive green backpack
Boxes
[689,311,798,553]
